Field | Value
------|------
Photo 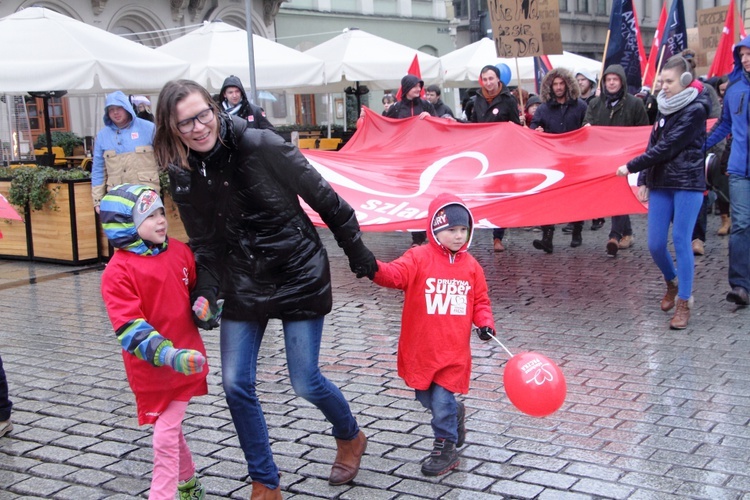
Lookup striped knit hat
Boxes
[100,184,167,256]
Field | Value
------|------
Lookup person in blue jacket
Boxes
[705,35,750,307]
[91,91,160,211]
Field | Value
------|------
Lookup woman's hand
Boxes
[616,165,630,176]
[637,185,649,203]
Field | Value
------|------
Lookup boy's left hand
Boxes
[192,296,223,330]
[476,326,496,341]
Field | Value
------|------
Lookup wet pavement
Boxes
[1,213,749,499]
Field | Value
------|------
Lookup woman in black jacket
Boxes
[616,56,711,330]
[153,80,376,498]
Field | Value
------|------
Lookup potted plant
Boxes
[1,166,98,264]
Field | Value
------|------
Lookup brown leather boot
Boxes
[250,481,282,500]
[328,430,367,485]
[718,214,731,236]
[669,297,692,330]
[661,279,678,312]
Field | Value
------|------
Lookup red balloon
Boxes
[503,351,566,417]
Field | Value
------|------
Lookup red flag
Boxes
[0,193,22,221]
[396,54,424,100]
[632,2,648,80]
[643,3,667,89]
[708,0,740,78]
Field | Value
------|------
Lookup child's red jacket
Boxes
[373,194,494,394]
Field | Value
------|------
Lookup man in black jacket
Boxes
[218,75,275,131]
[530,68,588,252]
[584,64,649,257]
[386,74,436,247]
[424,85,455,119]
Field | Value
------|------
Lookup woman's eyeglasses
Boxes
[177,108,214,134]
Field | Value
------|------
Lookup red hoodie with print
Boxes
[373,193,495,394]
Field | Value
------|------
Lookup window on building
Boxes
[595,0,606,14]
[26,96,69,144]
[559,0,568,13]
[295,95,316,126]
[576,0,588,13]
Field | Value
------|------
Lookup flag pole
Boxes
[651,44,667,93]
[514,57,525,107]
[600,30,611,92]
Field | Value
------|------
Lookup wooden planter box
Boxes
[0,178,100,265]
[0,179,30,259]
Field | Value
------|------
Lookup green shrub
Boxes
[35,131,84,157]
[7,166,90,211]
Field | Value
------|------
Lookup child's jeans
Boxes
[149,400,195,500]
[415,382,458,443]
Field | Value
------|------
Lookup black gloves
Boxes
[476,326,496,341]
[343,237,378,279]
[190,289,222,330]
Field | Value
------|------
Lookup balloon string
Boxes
[489,334,514,358]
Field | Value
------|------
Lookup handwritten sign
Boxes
[696,5,740,75]
[488,0,562,58]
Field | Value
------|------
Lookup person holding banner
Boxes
[530,68,589,252]
[469,64,522,252]
[153,80,377,497]
[584,64,649,257]
[706,37,750,307]
[616,55,712,329]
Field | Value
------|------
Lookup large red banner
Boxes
[302,108,651,232]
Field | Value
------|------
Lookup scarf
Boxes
[656,87,699,116]
[604,87,625,109]
[482,86,502,103]
[223,100,241,116]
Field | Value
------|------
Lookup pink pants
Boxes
[149,400,195,500]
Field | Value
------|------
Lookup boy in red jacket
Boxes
[372,193,496,476]
[100,184,210,499]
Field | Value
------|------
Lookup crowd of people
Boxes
[3,37,749,500]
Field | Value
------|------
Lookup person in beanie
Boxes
[386,75,437,247]
[584,64,649,257]
[100,184,210,500]
[469,64,521,252]
[524,94,542,126]
[370,193,496,477]
[217,75,275,131]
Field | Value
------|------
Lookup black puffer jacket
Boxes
[168,114,362,321]
[385,98,436,118]
[469,85,520,124]
[626,90,711,191]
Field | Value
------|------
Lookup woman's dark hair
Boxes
[153,80,220,171]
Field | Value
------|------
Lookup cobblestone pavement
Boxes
[1,213,749,499]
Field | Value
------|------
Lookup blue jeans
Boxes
[647,189,703,300]
[220,316,359,488]
[415,383,458,443]
[0,354,11,421]
[729,175,750,291]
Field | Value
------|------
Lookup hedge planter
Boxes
[0,178,100,264]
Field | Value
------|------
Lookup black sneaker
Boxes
[421,439,460,476]
[561,223,574,233]
[591,218,605,230]
[456,402,466,448]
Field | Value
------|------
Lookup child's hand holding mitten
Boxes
[476,326,496,341]
[192,295,223,330]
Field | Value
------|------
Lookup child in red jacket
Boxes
[100,184,210,500]
[372,193,496,476]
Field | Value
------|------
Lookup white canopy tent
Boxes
[440,38,602,89]
[0,7,190,94]
[301,28,442,94]
[156,21,326,93]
